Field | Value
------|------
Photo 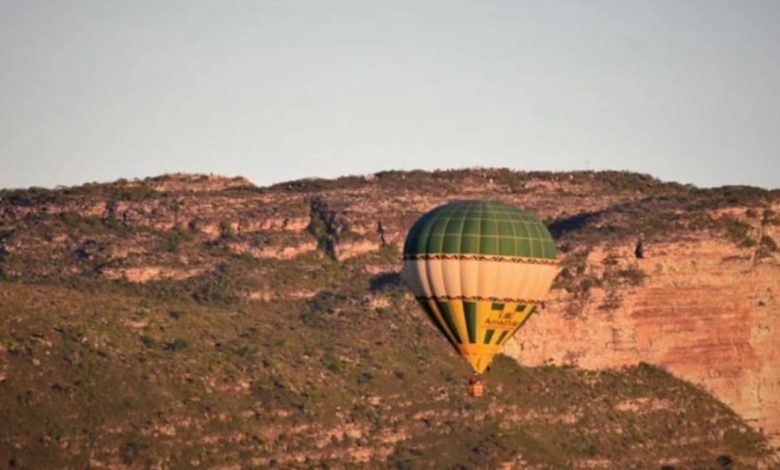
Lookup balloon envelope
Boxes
[402,200,559,374]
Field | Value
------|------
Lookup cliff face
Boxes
[504,237,780,446]
[1,170,779,457]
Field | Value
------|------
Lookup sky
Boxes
[1,0,779,190]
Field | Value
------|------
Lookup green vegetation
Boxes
[723,219,755,247]
[0,169,777,468]
[159,228,193,253]
[307,196,338,257]
[0,280,772,468]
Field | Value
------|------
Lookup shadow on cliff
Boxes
[369,272,403,292]
[547,197,670,242]
[548,211,602,239]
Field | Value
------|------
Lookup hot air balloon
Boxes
[402,200,559,396]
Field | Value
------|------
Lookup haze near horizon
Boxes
[1,0,779,190]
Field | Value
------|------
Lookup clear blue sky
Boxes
[1,0,779,190]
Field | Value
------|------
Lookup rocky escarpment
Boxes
[1,170,779,455]
[505,236,780,447]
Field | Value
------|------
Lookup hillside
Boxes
[1,169,779,468]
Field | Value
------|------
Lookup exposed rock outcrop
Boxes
[503,237,780,446]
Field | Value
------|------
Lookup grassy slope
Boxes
[0,265,772,468]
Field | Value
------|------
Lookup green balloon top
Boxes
[403,200,556,259]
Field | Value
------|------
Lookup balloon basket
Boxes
[467,377,484,398]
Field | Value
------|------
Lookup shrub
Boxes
[716,454,733,468]
[616,267,647,286]
[722,219,752,246]
[219,220,236,238]
[160,229,191,253]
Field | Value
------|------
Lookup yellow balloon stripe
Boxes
[419,298,538,374]
[498,306,536,346]
[448,301,469,346]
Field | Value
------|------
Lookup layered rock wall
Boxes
[503,238,780,445]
